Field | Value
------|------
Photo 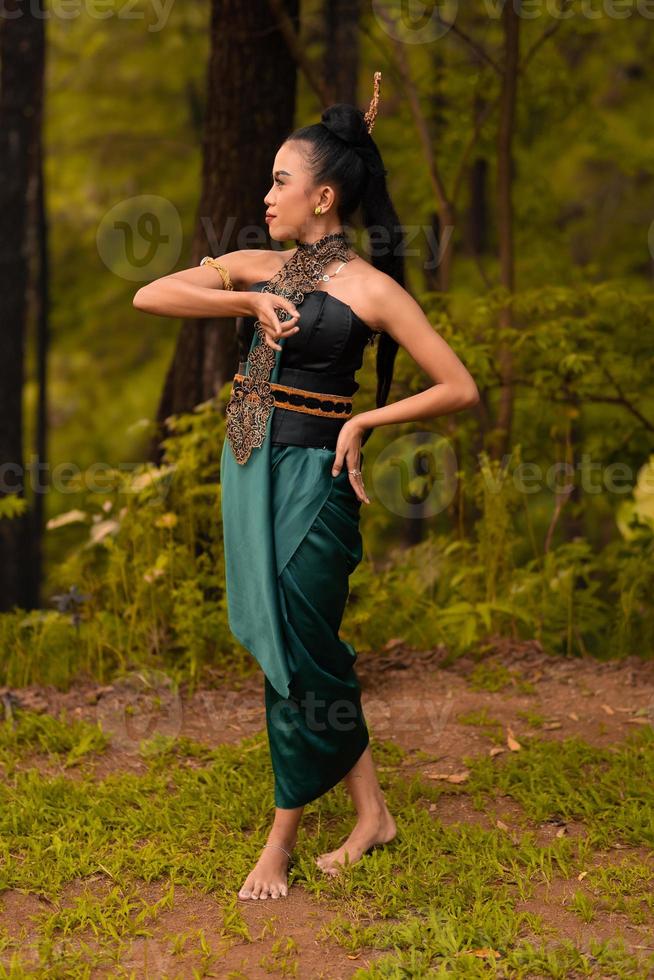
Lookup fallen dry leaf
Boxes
[489,746,505,757]
[496,819,509,831]
[601,704,615,715]
[466,948,501,959]
[382,637,405,651]
[13,691,48,714]
[556,827,567,837]
[543,721,562,730]
[427,771,470,783]
[577,870,588,881]
[568,712,579,721]
[506,726,521,751]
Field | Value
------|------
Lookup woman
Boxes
[134,75,479,901]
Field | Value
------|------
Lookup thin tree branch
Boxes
[600,363,654,433]
[451,96,496,205]
[373,3,449,211]
[486,377,654,433]
[544,487,572,554]
[433,11,502,75]
[266,0,333,105]
[519,0,572,72]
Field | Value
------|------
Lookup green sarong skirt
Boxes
[220,335,370,809]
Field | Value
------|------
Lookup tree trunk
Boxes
[0,0,45,612]
[493,0,520,460]
[323,0,360,104]
[468,156,489,257]
[26,137,50,609]
[150,0,300,462]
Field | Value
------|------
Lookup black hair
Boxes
[285,103,404,448]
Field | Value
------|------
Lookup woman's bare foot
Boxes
[315,801,396,876]
[238,841,293,900]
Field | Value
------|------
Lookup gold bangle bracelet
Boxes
[199,256,234,291]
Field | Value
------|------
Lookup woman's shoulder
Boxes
[329,255,397,334]
[255,247,299,282]
[216,248,296,290]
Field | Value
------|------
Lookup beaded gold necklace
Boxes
[225,231,353,465]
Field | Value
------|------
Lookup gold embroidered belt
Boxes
[225,366,355,465]
[231,373,353,419]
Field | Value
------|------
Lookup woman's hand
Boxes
[331,419,371,504]
[247,292,301,351]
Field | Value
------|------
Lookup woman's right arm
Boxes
[132,249,299,332]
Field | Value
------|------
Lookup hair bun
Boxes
[320,104,368,148]
[320,104,387,179]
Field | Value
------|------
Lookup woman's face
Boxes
[263,142,335,242]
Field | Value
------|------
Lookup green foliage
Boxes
[4,375,654,690]
[0,495,28,520]
[3,723,654,975]
[9,4,654,689]
[345,449,654,662]
[0,708,108,775]
[1,400,252,691]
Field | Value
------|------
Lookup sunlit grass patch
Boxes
[516,709,546,729]
[1,728,653,976]
[311,731,654,977]
[347,936,654,979]
[457,707,505,744]
[258,935,300,975]
[583,859,654,927]
[467,661,536,695]
[463,725,654,849]
[0,730,276,901]
[0,708,108,775]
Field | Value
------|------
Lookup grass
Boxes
[456,707,506,744]
[0,709,653,977]
[0,709,108,774]
[467,662,537,696]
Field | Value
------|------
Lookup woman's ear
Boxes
[318,184,336,214]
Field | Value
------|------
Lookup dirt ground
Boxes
[2,640,654,977]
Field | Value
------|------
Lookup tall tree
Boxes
[0,0,46,611]
[151,0,300,459]
[323,0,361,104]
[25,114,50,609]
[494,0,520,460]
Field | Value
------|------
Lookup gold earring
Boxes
[314,206,322,215]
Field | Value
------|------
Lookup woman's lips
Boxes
[265,215,276,223]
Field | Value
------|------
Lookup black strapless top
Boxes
[236,280,376,450]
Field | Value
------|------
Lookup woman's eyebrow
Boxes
[272,169,292,178]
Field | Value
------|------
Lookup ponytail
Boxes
[287,102,405,447]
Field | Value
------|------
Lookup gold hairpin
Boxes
[364,71,382,135]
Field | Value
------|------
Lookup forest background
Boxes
[1,0,653,689]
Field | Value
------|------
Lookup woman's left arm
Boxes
[331,276,480,499]
[358,275,480,430]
